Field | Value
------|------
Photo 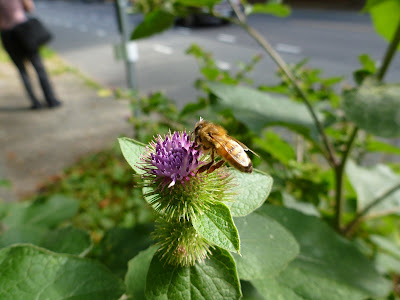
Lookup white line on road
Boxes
[275,43,302,54]
[153,44,174,55]
[217,34,236,44]
[216,60,231,70]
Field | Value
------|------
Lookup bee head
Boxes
[194,117,207,136]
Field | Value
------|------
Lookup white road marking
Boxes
[153,44,174,55]
[216,60,231,70]
[217,33,236,43]
[275,43,302,54]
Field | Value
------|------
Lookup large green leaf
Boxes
[228,169,273,217]
[343,84,400,137]
[192,201,240,253]
[0,244,125,300]
[2,195,79,229]
[254,130,296,165]
[232,211,299,280]
[363,0,400,50]
[146,247,241,299]
[125,245,159,300]
[0,226,47,249]
[208,82,320,139]
[118,137,146,174]
[40,226,92,256]
[346,160,400,217]
[0,225,92,256]
[257,205,392,299]
[131,10,175,40]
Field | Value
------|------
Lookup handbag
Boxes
[12,17,53,53]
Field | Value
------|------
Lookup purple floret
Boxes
[141,131,202,188]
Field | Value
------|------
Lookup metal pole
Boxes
[115,0,137,90]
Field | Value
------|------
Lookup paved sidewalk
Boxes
[0,57,132,202]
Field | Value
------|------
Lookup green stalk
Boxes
[376,19,400,81]
[227,0,338,167]
[334,126,358,230]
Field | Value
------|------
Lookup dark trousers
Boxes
[1,29,58,107]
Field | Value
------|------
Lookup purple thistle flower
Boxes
[141,131,202,189]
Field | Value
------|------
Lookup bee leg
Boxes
[198,160,214,173]
[207,159,225,173]
[198,148,215,173]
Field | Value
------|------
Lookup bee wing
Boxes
[231,137,260,157]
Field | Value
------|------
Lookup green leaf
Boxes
[374,251,400,274]
[0,226,47,249]
[208,82,320,139]
[364,0,400,50]
[246,3,291,17]
[176,0,221,7]
[343,83,400,137]
[146,247,241,300]
[370,234,400,259]
[0,244,125,300]
[0,225,92,256]
[346,160,400,217]
[40,226,92,256]
[118,137,146,174]
[192,202,240,253]
[232,211,299,280]
[131,10,175,40]
[125,245,159,300]
[353,54,377,85]
[2,195,79,229]
[366,138,400,155]
[228,169,273,217]
[253,130,296,165]
[257,205,392,299]
[359,53,377,73]
[281,191,320,217]
[98,224,154,278]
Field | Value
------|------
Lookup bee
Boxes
[193,118,257,173]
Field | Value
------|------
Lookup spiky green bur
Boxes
[139,131,235,266]
[145,168,233,222]
[153,218,213,266]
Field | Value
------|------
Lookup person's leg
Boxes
[29,52,61,108]
[1,31,42,109]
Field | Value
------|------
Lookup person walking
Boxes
[0,0,61,109]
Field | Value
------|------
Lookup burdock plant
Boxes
[139,131,233,266]
[119,130,275,299]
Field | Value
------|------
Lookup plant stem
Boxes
[334,126,359,230]
[340,21,400,233]
[376,19,400,81]
[343,182,400,237]
[228,0,338,167]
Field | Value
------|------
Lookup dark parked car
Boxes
[176,0,241,26]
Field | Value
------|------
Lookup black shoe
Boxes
[48,100,62,108]
[30,102,43,110]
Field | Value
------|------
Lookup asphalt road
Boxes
[35,0,400,106]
